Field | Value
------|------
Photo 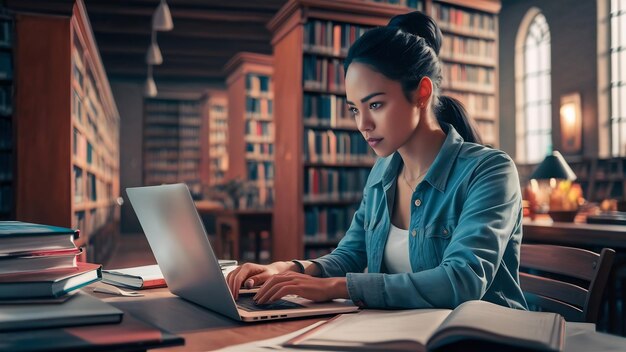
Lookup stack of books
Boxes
[0,221,101,300]
[0,221,122,331]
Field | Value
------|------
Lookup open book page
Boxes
[285,309,452,351]
[105,264,163,281]
[427,300,565,352]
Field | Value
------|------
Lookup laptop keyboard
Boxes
[236,295,304,312]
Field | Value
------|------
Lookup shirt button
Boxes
[414,199,422,207]
[411,229,417,237]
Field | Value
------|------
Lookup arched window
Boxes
[515,10,552,164]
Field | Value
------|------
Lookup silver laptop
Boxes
[126,183,358,322]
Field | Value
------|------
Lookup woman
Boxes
[227,11,528,310]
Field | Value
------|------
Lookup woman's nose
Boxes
[356,112,374,132]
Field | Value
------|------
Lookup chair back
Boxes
[519,244,615,323]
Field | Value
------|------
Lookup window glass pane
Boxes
[617,86,626,118]
[540,104,551,131]
[612,119,620,156]
[539,43,550,71]
[612,87,620,119]
[620,51,626,83]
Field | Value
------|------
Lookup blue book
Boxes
[0,221,78,255]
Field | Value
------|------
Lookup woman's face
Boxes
[345,62,421,157]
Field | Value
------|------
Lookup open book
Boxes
[284,300,565,352]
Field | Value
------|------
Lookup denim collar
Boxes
[369,123,464,193]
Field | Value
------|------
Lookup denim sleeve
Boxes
[311,193,368,278]
[345,153,522,309]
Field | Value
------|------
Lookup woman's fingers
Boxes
[254,278,295,304]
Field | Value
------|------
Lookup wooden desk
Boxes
[523,219,626,335]
[95,287,322,351]
[92,286,626,352]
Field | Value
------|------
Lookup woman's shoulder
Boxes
[457,141,516,171]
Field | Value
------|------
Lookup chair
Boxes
[519,244,615,323]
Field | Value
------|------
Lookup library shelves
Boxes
[143,97,203,198]
[224,52,275,209]
[269,0,500,260]
[14,0,120,263]
[201,90,229,191]
[0,12,13,220]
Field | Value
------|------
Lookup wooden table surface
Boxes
[93,287,325,351]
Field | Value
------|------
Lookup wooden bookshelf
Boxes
[143,97,203,198]
[14,0,120,263]
[269,0,500,260]
[0,13,13,220]
[200,90,228,190]
[224,52,274,209]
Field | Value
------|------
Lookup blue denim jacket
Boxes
[313,124,528,310]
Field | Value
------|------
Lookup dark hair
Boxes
[344,11,482,144]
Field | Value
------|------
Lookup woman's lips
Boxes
[367,138,383,147]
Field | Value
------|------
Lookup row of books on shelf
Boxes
[303,55,345,92]
[0,18,12,47]
[303,93,353,129]
[145,99,200,114]
[247,160,274,181]
[246,142,274,156]
[73,205,116,235]
[0,119,10,148]
[0,185,12,213]
[304,129,376,163]
[441,62,495,89]
[245,119,274,139]
[210,119,228,130]
[440,35,496,64]
[246,74,272,95]
[304,205,357,243]
[0,152,11,181]
[210,158,228,170]
[304,168,369,200]
[474,120,496,143]
[445,91,495,118]
[246,96,273,118]
[0,51,12,80]
[210,130,227,143]
[302,20,369,57]
[432,2,497,36]
[145,160,199,170]
[239,230,272,264]
[0,84,12,115]
[73,167,99,202]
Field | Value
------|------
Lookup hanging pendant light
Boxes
[144,66,158,97]
[146,33,163,65]
[153,0,173,32]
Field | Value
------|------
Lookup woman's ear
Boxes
[415,77,433,108]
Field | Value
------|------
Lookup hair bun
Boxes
[387,11,443,55]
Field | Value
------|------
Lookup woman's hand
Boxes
[253,271,349,304]
[226,261,294,300]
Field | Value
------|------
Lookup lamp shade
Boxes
[153,0,173,31]
[529,151,577,181]
[144,75,157,97]
[146,41,163,65]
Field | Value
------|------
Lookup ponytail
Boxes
[437,96,483,144]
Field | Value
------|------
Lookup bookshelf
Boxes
[143,97,203,198]
[0,13,13,220]
[268,0,500,260]
[14,0,120,263]
[224,52,275,209]
[200,90,228,190]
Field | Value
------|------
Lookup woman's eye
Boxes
[348,107,358,115]
[369,102,382,110]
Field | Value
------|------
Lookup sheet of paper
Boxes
[215,321,327,351]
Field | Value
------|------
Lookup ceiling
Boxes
[7,0,289,86]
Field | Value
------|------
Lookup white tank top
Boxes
[383,223,412,273]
